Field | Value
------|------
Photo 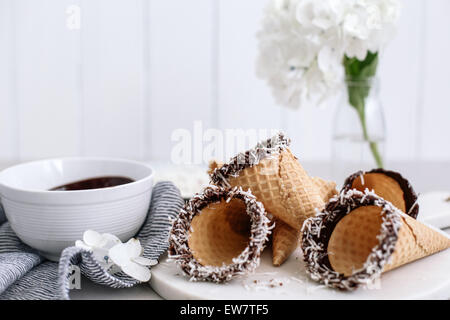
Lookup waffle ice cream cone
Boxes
[342,169,419,218]
[302,189,450,291]
[329,205,450,276]
[210,133,324,230]
[272,220,300,266]
[272,177,337,266]
[188,198,251,267]
[312,177,338,201]
[168,186,271,283]
[383,212,450,272]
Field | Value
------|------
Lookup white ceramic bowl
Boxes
[0,157,154,261]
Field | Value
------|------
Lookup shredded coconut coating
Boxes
[210,132,290,186]
[301,189,403,291]
[168,185,273,283]
[342,168,419,219]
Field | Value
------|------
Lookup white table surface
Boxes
[74,233,450,300]
[68,160,450,300]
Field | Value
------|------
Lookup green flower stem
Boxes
[344,51,384,169]
[356,106,384,168]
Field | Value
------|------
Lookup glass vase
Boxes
[332,77,386,185]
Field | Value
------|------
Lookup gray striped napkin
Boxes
[0,181,183,300]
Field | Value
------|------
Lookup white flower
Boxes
[296,0,346,30]
[75,230,158,282]
[342,0,400,59]
[366,4,383,30]
[317,46,344,85]
[344,36,371,61]
[256,0,400,109]
[109,238,157,282]
[75,230,121,270]
[343,11,370,40]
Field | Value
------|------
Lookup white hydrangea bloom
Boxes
[256,0,400,109]
[75,230,121,270]
[296,0,347,30]
[109,238,157,282]
[76,230,157,282]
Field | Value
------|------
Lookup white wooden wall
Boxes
[0,0,449,165]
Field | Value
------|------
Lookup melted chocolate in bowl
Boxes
[50,176,134,191]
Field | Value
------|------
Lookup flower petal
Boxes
[124,238,143,258]
[83,230,103,247]
[121,263,151,282]
[132,257,158,266]
[99,233,122,250]
[75,240,91,251]
[108,243,131,266]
